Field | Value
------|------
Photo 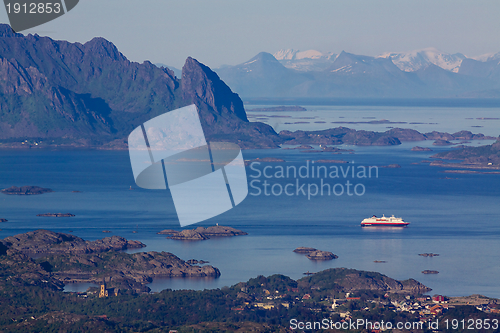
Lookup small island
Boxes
[380,164,402,168]
[306,250,338,261]
[157,229,179,235]
[321,146,354,152]
[36,213,75,217]
[282,145,314,150]
[293,247,317,254]
[431,138,500,169]
[245,157,285,165]
[412,146,433,152]
[422,270,439,274]
[433,139,454,146]
[294,247,338,260]
[1,185,53,195]
[166,225,247,241]
[279,128,494,147]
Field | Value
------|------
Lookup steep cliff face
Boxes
[182,57,247,122]
[0,24,279,148]
[181,57,280,148]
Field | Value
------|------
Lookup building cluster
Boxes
[233,286,499,327]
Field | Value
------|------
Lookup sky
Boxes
[1,0,500,69]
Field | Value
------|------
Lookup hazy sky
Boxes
[1,0,499,69]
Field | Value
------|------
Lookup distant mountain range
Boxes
[378,48,466,73]
[214,48,500,98]
[273,49,336,72]
[0,24,280,148]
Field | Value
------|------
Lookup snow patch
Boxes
[273,49,297,60]
[471,52,500,62]
[379,48,465,73]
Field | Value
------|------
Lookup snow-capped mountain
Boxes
[273,48,336,71]
[273,49,298,60]
[378,48,466,73]
[471,52,500,62]
[215,48,500,98]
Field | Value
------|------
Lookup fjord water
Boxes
[0,105,499,297]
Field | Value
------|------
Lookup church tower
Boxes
[99,283,108,298]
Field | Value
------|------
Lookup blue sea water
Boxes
[246,103,500,137]
[0,104,499,298]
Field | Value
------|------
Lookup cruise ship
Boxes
[361,215,410,227]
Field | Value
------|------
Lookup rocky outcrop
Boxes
[50,251,220,285]
[432,138,500,167]
[433,139,454,146]
[282,145,313,150]
[279,127,494,147]
[166,225,247,240]
[0,230,219,293]
[400,278,433,294]
[293,247,317,254]
[245,157,285,165]
[167,230,209,241]
[425,130,493,141]
[1,186,53,195]
[280,127,403,146]
[412,146,433,151]
[157,229,179,235]
[379,164,401,168]
[248,157,285,163]
[298,268,431,295]
[422,270,439,274]
[36,213,75,217]
[321,146,354,152]
[187,259,209,265]
[306,251,338,260]
[201,226,248,237]
[294,247,338,260]
[2,230,145,254]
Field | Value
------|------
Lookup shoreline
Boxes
[0,127,496,151]
[0,228,498,300]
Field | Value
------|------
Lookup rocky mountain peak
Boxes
[182,56,248,122]
[0,24,23,38]
[82,37,127,62]
[251,52,280,64]
[0,24,280,148]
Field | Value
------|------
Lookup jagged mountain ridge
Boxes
[215,52,314,98]
[273,49,337,72]
[0,24,280,148]
[378,47,466,73]
[215,49,500,98]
